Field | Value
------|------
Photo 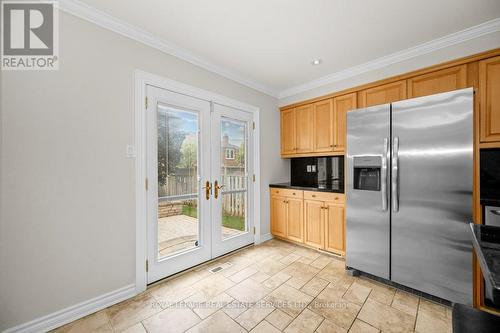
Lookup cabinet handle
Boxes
[312,194,316,198]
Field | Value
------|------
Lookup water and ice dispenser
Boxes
[353,156,381,191]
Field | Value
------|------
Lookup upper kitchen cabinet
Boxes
[333,93,357,152]
[408,65,467,98]
[281,108,296,155]
[312,99,334,153]
[479,56,500,144]
[295,104,314,153]
[358,80,407,108]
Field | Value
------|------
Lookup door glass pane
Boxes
[157,104,199,258]
[220,118,247,239]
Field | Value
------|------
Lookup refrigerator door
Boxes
[391,88,473,304]
[346,104,391,279]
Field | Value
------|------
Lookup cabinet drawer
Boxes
[270,188,304,198]
[304,191,344,203]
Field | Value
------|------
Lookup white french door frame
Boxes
[134,70,261,294]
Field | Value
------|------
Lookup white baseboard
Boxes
[3,284,136,333]
[259,233,273,243]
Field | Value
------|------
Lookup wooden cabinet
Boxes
[359,80,407,108]
[270,188,345,255]
[313,99,334,153]
[479,56,500,144]
[286,198,304,243]
[333,93,357,152]
[270,196,287,238]
[324,204,345,253]
[304,200,325,249]
[281,108,296,155]
[295,104,314,153]
[408,65,467,98]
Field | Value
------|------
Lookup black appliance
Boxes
[481,149,500,204]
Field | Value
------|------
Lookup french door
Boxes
[146,85,254,283]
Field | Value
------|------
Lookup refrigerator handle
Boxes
[381,137,389,211]
[392,137,399,212]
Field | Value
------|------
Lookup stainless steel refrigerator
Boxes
[346,88,473,305]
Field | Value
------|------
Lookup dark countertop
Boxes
[469,223,500,306]
[269,182,344,194]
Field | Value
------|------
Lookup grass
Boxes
[181,204,245,231]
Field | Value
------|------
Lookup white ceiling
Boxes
[73,0,500,96]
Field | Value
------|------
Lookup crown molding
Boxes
[278,17,500,99]
[58,0,279,97]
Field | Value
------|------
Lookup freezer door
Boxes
[391,88,473,304]
[346,104,390,279]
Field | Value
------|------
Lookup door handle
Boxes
[381,137,389,211]
[214,180,225,199]
[392,137,399,212]
[203,181,212,200]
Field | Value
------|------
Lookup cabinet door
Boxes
[325,204,344,254]
[333,93,357,152]
[286,198,304,243]
[408,65,467,98]
[304,200,325,249]
[480,56,500,143]
[295,104,314,153]
[271,196,287,237]
[313,99,334,153]
[359,80,407,107]
[281,109,296,155]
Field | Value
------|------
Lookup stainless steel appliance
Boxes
[346,88,474,305]
[485,206,500,227]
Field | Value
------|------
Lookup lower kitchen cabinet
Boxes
[286,198,304,243]
[324,203,345,253]
[270,195,287,238]
[304,200,325,248]
[270,188,345,255]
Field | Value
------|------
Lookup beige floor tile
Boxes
[223,299,248,319]
[357,278,396,305]
[150,284,197,308]
[263,271,292,290]
[51,310,112,333]
[229,267,258,283]
[250,320,282,333]
[316,319,348,333]
[343,282,372,305]
[349,319,380,333]
[185,311,246,333]
[316,261,346,283]
[142,307,200,333]
[254,258,288,276]
[106,293,160,332]
[357,298,415,333]
[310,256,332,270]
[391,290,419,317]
[279,253,301,266]
[264,284,314,317]
[226,278,272,303]
[187,292,234,319]
[296,256,314,265]
[293,247,321,260]
[284,308,324,333]
[265,309,293,331]
[250,271,271,283]
[283,262,320,289]
[235,303,275,330]
[300,277,329,297]
[190,274,235,302]
[415,299,451,333]
[308,287,360,329]
[119,323,147,333]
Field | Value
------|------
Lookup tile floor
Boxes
[52,239,452,333]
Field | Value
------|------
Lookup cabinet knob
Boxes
[312,194,316,197]
[292,193,296,195]
[330,144,333,147]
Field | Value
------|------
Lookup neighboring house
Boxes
[221,133,241,167]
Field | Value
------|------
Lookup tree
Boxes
[178,135,197,169]
[236,142,245,166]
[158,112,184,186]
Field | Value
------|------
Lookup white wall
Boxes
[0,12,288,330]
[279,31,500,106]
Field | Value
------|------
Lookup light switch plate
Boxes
[307,165,312,172]
[126,145,136,158]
